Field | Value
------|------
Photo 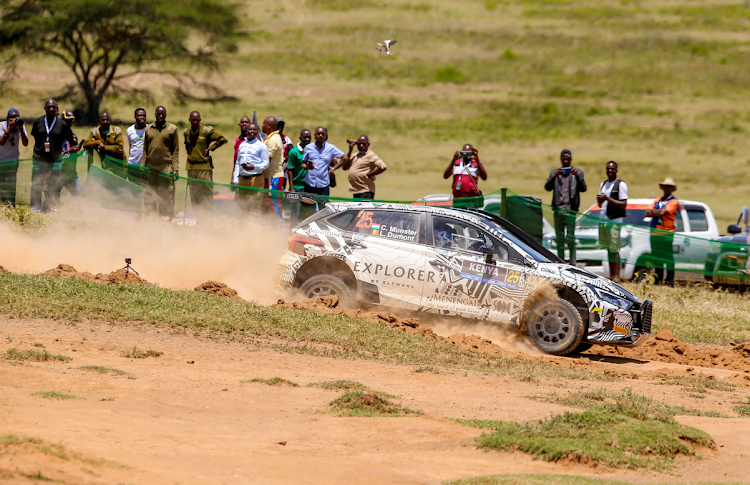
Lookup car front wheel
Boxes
[298,274,353,306]
[525,299,584,356]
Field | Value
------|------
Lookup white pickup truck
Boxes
[544,198,720,282]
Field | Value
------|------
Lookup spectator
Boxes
[596,161,627,283]
[545,149,587,264]
[262,117,284,219]
[142,106,179,219]
[343,135,387,199]
[184,111,227,223]
[81,111,124,170]
[302,127,347,196]
[443,143,486,199]
[0,108,29,206]
[30,98,71,212]
[277,117,293,184]
[285,129,311,226]
[645,177,679,287]
[125,108,148,184]
[58,111,83,197]
[231,116,251,185]
[233,123,269,213]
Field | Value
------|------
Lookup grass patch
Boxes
[0,273,614,383]
[78,365,129,376]
[734,396,750,417]
[0,434,120,470]
[444,473,738,485]
[242,377,299,387]
[120,347,163,359]
[529,388,726,418]
[33,391,82,400]
[2,348,71,362]
[414,365,440,373]
[656,374,737,393]
[455,405,714,470]
[329,391,421,417]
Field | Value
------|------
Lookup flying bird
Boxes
[376,40,397,56]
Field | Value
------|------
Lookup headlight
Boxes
[599,292,633,310]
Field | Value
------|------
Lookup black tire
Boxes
[634,265,655,283]
[525,299,584,356]
[298,274,353,306]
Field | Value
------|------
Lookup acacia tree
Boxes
[0,0,241,122]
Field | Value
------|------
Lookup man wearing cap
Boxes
[596,161,627,282]
[142,106,179,219]
[81,111,124,171]
[261,117,284,220]
[545,149,587,264]
[58,111,83,197]
[29,98,71,211]
[342,135,387,200]
[184,111,227,223]
[0,109,29,206]
[645,177,679,287]
[233,123,269,214]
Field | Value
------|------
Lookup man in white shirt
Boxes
[0,108,29,206]
[126,108,147,183]
[233,123,269,213]
[596,161,628,282]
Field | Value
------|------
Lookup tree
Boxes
[0,0,242,122]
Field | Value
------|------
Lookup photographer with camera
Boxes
[0,108,29,206]
[443,143,486,199]
[545,148,587,265]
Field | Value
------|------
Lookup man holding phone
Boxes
[444,143,487,199]
[545,148,587,264]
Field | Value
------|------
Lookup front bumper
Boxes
[587,300,652,346]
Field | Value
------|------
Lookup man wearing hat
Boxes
[545,149,587,264]
[645,177,679,286]
[0,108,29,206]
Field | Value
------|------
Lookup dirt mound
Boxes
[587,329,750,372]
[44,264,149,285]
[194,281,241,300]
[0,264,7,273]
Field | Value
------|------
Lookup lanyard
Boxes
[44,116,56,140]
[655,195,673,210]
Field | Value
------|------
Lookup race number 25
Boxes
[356,211,374,229]
[506,270,521,284]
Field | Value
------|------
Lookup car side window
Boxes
[350,210,420,243]
[432,216,498,255]
[327,211,355,230]
[687,209,709,232]
[675,211,684,232]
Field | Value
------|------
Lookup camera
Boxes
[562,166,572,175]
[14,118,24,128]
[460,150,473,159]
[125,258,132,265]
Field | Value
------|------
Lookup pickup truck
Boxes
[704,207,750,286]
[545,198,720,282]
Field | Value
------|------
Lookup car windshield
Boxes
[483,219,551,262]
[577,209,649,229]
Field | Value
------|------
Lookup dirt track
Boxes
[3,315,750,484]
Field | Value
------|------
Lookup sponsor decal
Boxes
[371,224,381,235]
[353,261,436,282]
[459,260,521,290]
[426,294,478,306]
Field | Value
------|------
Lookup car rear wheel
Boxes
[525,299,584,356]
[299,274,353,306]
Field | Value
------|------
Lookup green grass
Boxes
[120,347,163,359]
[529,388,726,419]
[78,365,130,376]
[242,377,299,387]
[329,391,421,417]
[444,475,745,485]
[0,272,613,383]
[2,348,72,363]
[656,374,737,394]
[33,391,83,400]
[734,396,750,417]
[455,405,714,471]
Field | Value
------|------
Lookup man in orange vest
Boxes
[645,177,679,286]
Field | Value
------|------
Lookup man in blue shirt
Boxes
[233,123,269,213]
[301,127,348,196]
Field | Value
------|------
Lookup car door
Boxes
[420,215,527,322]
[340,208,427,310]
[673,205,713,281]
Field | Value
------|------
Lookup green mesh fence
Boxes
[2,154,749,284]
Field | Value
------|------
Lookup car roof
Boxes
[327,201,491,222]
[585,198,710,211]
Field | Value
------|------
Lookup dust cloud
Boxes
[0,206,289,304]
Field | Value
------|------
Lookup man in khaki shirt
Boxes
[261,116,284,219]
[342,135,387,199]
[81,111,124,171]
[143,106,179,218]
[184,111,227,223]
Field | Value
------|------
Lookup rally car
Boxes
[276,202,652,356]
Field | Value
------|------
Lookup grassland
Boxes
[4,0,750,228]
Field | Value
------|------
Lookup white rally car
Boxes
[276,202,652,355]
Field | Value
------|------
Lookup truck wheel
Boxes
[299,274,353,306]
[525,299,584,356]
[634,266,654,283]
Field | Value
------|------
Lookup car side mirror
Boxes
[483,250,495,265]
[728,224,741,234]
